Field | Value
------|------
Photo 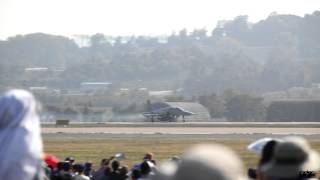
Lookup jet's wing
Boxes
[142,112,161,118]
[171,107,196,116]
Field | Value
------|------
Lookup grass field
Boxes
[44,138,320,170]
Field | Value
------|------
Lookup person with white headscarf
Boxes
[0,89,44,180]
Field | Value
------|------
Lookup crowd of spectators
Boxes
[0,89,319,180]
[42,151,157,180]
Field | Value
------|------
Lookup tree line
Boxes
[0,11,320,96]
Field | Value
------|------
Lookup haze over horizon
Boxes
[0,0,319,40]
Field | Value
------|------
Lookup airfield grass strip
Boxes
[44,139,320,169]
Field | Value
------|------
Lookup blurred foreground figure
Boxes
[0,89,44,180]
[260,136,320,180]
[155,144,246,180]
[247,138,280,179]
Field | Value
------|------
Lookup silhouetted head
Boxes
[65,157,75,164]
[100,158,108,166]
[111,160,120,172]
[259,140,278,167]
[74,164,85,174]
[63,162,71,172]
[144,152,154,161]
[119,166,129,177]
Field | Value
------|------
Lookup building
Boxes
[80,82,112,93]
[267,100,320,122]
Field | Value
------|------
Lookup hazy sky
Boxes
[0,0,319,40]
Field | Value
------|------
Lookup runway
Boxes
[42,127,320,135]
[41,122,320,140]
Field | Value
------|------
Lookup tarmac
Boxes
[42,122,320,140]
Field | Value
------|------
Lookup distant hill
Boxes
[1,11,320,94]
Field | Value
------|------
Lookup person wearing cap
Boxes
[251,140,278,180]
[260,136,320,180]
[65,157,76,165]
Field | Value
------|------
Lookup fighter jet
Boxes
[142,106,195,122]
